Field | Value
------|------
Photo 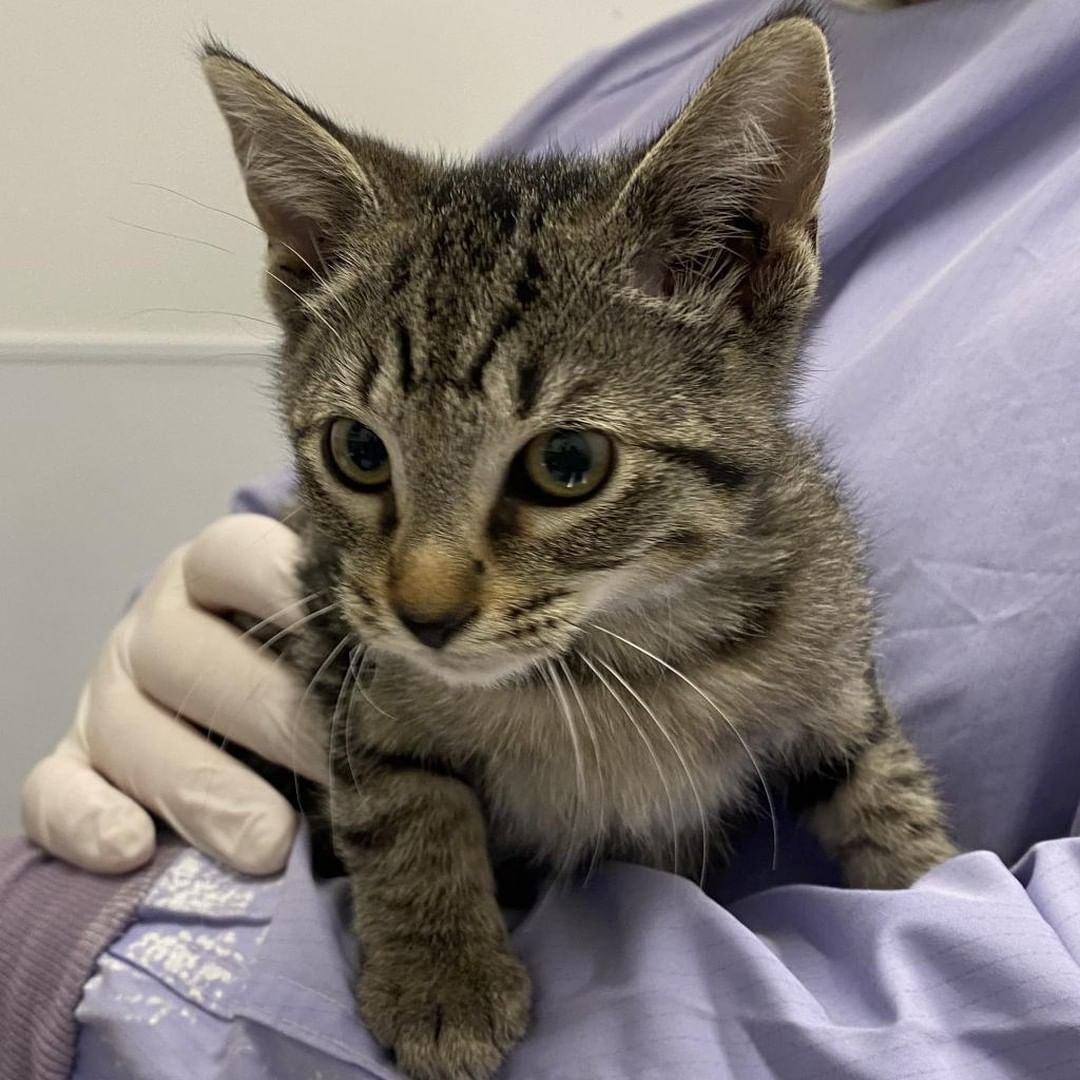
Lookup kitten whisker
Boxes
[206,600,337,748]
[251,601,337,657]
[343,647,368,796]
[542,660,587,877]
[277,235,355,324]
[353,649,401,724]
[130,180,261,231]
[165,589,321,754]
[575,652,681,879]
[586,622,779,873]
[310,233,334,282]
[125,305,279,332]
[184,592,330,822]
[557,657,606,885]
[326,637,359,838]
[109,216,234,254]
[264,270,344,343]
[277,505,304,529]
[591,654,708,889]
[198,599,337,829]
[292,633,354,810]
[127,179,353,322]
[238,591,325,648]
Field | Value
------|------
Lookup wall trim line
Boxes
[0,332,274,367]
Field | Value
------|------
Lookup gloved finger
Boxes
[126,599,328,783]
[85,672,300,875]
[21,748,156,874]
[183,513,309,626]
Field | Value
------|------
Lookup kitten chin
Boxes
[381,643,546,690]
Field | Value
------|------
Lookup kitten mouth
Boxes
[400,644,544,688]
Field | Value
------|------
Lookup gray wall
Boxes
[1,1,695,833]
[0,348,285,830]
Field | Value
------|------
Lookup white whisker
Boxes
[343,647,368,796]
[347,643,402,724]
[264,270,344,343]
[287,632,353,815]
[326,638,358,837]
[576,652,681,877]
[169,590,321,751]
[558,657,605,883]
[591,655,709,888]
[277,505,304,529]
[252,602,336,657]
[202,600,338,758]
[276,237,355,323]
[126,181,352,323]
[543,660,588,875]
[588,622,779,873]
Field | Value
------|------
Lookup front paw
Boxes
[359,940,531,1080]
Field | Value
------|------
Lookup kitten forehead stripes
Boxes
[515,355,545,418]
[331,156,615,409]
[468,249,547,392]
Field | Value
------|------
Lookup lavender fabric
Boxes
[73,0,1080,1076]
[0,837,179,1080]
[73,828,1080,1080]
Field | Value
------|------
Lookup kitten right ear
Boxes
[613,12,834,316]
[201,44,378,316]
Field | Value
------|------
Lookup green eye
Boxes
[325,419,391,490]
[516,428,613,503]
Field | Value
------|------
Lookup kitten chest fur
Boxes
[342,558,876,872]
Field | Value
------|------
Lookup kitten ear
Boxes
[615,13,834,312]
[201,44,378,315]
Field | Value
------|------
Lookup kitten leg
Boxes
[807,683,958,889]
[330,760,530,1080]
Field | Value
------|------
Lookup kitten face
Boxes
[203,23,832,685]
[280,174,786,685]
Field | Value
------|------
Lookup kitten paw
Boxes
[359,941,531,1080]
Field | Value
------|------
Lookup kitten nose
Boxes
[396,606,475,649]
[389,542,481,649]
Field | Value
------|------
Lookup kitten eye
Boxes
[325,419,391,490]
[514,428,613,504]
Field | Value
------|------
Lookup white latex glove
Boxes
[21,514,328,876]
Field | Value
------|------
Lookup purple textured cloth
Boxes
[71,0,1080,1076]
[0,837,179,1080]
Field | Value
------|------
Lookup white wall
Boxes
[1,1,696,832]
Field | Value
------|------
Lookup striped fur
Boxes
[205,8,955,1078]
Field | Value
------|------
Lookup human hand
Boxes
[21,514,326,875]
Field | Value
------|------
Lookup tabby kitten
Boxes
[204,9,955,1079]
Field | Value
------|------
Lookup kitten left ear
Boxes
[614,13,834,310]
[201,44,379,314]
